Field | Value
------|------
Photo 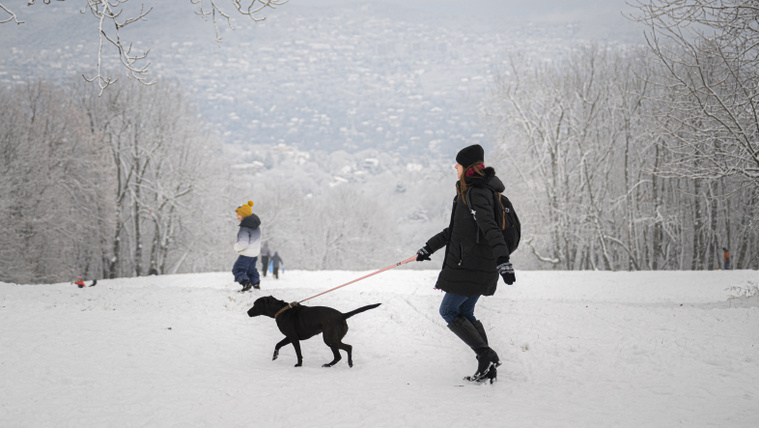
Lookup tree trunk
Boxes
[692,179,709,270]
[651,143,662,270]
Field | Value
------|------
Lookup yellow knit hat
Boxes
[235,200,254,217]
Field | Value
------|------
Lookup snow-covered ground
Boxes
[1,269,757,427]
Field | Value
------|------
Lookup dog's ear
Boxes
[260,296,290,316]
[263,296,279,311]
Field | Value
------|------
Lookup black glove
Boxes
[416,245,432,262]
[497,260,515,284]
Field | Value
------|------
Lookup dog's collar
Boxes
[274,301,299,319]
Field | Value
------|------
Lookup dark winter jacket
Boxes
[426,167,510,297]
[234,214,262,257]
[271,252,283,269]
[261,242,271,259]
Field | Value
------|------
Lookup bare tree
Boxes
[484,46,652,270]
[483,39,759,271]
[485,45,691,270]
[629,0,759,187]
[0,80,116,284]
[69,77,222,277]
[1,0,288,93]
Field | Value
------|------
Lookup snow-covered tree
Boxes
[0,80,115,283]
[630,0,759,188]
[483,43,759,270]
[70,77,226,278]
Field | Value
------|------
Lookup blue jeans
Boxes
[439,293,480,324]
[232,255,260,285]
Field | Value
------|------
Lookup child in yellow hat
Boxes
[232,201,262,292]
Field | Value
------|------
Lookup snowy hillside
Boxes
[1,269,757,427]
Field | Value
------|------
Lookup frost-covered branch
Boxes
[523,237,560,265]
[81,0,155,94]
[0,2,25,24]
[190,0,287,41]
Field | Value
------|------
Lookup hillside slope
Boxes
[1,269,757,427]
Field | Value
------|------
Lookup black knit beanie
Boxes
[456,144,484,167]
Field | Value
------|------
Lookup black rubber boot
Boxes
[447,316,500,382]
[240,280,252,292]
[472,320,498,383]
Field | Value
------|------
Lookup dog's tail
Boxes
[343,303,381,319]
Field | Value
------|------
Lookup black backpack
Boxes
[465,187,521,255]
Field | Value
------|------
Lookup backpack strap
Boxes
[463,187,476,218]
[462,187,480,243]
[464,186,500,245]
[464,186,500,224]
[494,193,506,230]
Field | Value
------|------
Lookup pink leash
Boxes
[298,255,418,304]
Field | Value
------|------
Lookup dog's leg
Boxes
[341,343,354,367]
[344,344,353,367]
[273,338,291,361]
[322,346,342,368]
[291,339,304,367]
[322,338,354,367]
[322,325,353,367]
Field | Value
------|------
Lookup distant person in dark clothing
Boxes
[260,242,271,278]
[148,265,159,275]
[723,248,731,270]
[271,252,283,279]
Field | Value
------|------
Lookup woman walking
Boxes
[416,144,515,383]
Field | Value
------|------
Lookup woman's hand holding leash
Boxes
[416,246,432,262]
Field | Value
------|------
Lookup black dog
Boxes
[247,296,381,368]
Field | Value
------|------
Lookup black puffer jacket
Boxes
[426,167,510,297]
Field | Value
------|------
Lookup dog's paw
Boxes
[272,350,279,361]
